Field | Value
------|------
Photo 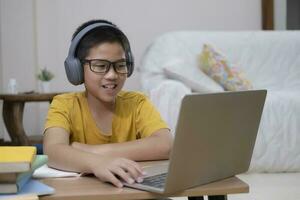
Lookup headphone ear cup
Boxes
[64,57,83,85]
[127,62,134,77]
[126,52,134,77]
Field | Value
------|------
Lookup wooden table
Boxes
[40,176,248,200]
[39,161,249,200]
[0,92,63,145]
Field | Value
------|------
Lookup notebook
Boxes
[33,164,80,178]
[123,90,267,194]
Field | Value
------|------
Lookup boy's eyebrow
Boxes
[113,58,126,62]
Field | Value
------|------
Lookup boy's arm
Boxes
[72,128,173,161]
[44,127,145,188]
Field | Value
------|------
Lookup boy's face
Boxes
[83,42,127,104]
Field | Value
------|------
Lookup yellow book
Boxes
[4,194,39,200]
[0,146,36,173]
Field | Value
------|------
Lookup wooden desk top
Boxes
[40,176,248,200]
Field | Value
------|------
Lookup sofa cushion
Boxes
[162,58,224,93]
[198,44,253,91]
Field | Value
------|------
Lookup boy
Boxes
[43,19,173,188]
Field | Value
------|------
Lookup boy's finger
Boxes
[111,167,134,185]
[102,172,123,188]
[125,160,145,175]
[121,163,143,182]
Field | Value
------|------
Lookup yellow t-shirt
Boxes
[45,91,169,144]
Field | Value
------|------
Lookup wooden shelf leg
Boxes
[2,101,30,145]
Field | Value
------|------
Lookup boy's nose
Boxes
[104,65,118,79]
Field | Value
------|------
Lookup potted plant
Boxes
[37,68,54,93]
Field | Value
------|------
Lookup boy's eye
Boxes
[91,64,108,72]
[115,62,127,68]
[94,64,107,68]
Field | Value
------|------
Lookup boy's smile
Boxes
[102,84,117,89]
[83,42,127,105]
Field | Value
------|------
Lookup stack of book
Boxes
[0,146,48,194]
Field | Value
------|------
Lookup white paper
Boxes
[32,164,80,178]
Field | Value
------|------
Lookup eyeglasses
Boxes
[82,59,128,74]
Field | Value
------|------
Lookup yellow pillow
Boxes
[198,44,253,91]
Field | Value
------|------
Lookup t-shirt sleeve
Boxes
[44,96,72,133]
[135,95,169,138]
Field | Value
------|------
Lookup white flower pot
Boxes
[39,81,51,93]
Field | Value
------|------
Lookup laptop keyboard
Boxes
[140,173,167,189]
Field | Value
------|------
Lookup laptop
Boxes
[124,90,267,194]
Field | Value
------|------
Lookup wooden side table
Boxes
[39,161,249,200]
[40,175,248,200]
[0,161,248,199]
[0,92,63,145]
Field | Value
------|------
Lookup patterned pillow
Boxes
[198,44,253,91]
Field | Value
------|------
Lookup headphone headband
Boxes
[68,23,116,58]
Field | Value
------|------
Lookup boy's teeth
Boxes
[103,84,116,89]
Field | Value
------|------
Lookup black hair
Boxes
[72,19,125,60]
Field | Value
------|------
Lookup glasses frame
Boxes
[81,59,129,75]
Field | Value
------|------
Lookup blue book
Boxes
[0,179,55,199]
[0,155,48,194]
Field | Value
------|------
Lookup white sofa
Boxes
[139,31,300,200]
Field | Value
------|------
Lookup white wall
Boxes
[35,0,261,91]
[0,0,261,140]
[0,0,40,140]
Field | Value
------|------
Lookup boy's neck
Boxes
[85,92,115,112]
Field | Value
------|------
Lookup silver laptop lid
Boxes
[164,90,267,194]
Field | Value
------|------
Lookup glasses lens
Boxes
[90,60,109,73]
[115,61,128,74]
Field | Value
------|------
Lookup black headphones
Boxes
[64,22,134,85]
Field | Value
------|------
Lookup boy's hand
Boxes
[90,156,145,188]
[72,142,146,187]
